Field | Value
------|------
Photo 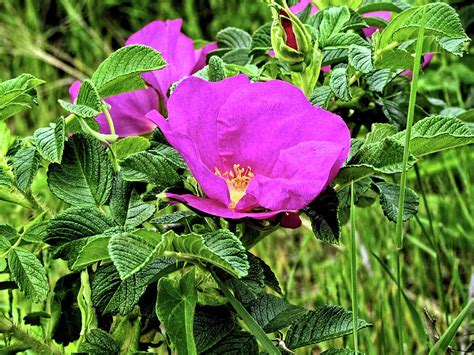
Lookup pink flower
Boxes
[290,0,318,15]
[147,75,350,228]
[69,19,217,136]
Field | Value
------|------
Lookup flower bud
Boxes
[270,3,314,72]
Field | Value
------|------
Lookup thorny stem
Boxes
[0,315,62,354]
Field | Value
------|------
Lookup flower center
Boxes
[215,164,254,209]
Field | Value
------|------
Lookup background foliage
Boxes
[1,0,473,353]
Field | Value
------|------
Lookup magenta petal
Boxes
[216,79,350,176]
[166,193,289,220]
[126,19,197,101]
[147,111,230,205]
[192,42,218,73]
[69,80,157,136]
[290,0,318,15]
[161,75,250,171]
[243,141,344,211]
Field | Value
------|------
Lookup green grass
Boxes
[1,1,473,354]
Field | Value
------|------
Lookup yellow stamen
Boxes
[215,164,254,209]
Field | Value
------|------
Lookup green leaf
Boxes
[309,86,333,109]
[365,69,401,92]
[8,247,49,302]
[221,48,251,66]
[33,117,65,163]
[216,27,252,49]
[75,79,102,110]
[348,45,374,73]
[112,136,150,160]
[45,206,115,267]
[170,230,249,279]
[194,306,235,352]
[91,45,167,98]
[249,294,308,333]
[12,146,40,192]
[208,56,227,82]
[22,221,48,243]
[251,22,272,50]
[394,115,474,157]
[205,330,258,354]
[109,175,156,228]
[156,269,198,355]
[92,258,178,315]
[47,133,113,206]
[429,299,474,355]
[119,150,180,187]
[318,7,351,46]
[375,49,415,70]
[330,67,351,102]
[304,186,340,244]
[0,74,45,121]
[150,144,187,170]
[58,99,101,118]
[378,3,468,54]
[323,33,369,50]
[78,329,120,354]
[364,123,398,144]
[321,349,359,354]
[376,182,419,222]
[357,2,408,15]
[0,121,15,156]
[227,253,266,304]
[152,211,196,225]
[285,305,371,349]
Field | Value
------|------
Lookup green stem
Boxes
[102,105,116,136]
[0,315,62,354]
[394,8,427,355]
[212,273,281,355]
[350,181,359,352]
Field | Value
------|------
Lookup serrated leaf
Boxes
[227,253,265,304]
[22,221,48,243]
[79,329,120,354]
[58,99,101,118]
[152,211,196,225]
[112,136,150,160]
[378,3,468,54]
[108,230,171,279]
[33,117,65,163]
[364,123,398,144]
[0,74,45,121]
[47,134,113,206]
[366,69,401,92]
[319,7,351,46]
[304,186,340,244]
[92,258,178,315]
[375,49,415,70]
[156,269,197,355]
[376,182,419,222]
[119,150,180,187]
[12,146,40,192]
[75,79,102,110]
[170,230,249,279]
[150,144,187,170]
[330,67,351,101]
[249,294,308,333]
[309,86,333,109]
[8,247,49,302]
[0,121,15,156]
[285,305,370,349]
[221,48,251,66]
[324,33,369,50]
[348,45,374,73]
[394,115,474,157]
[205,330,258,354]
[194,306,235,352]
[216,27,252,49]
[109,175,156,228]
[91,45,167,98]
[251,22,272,50]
